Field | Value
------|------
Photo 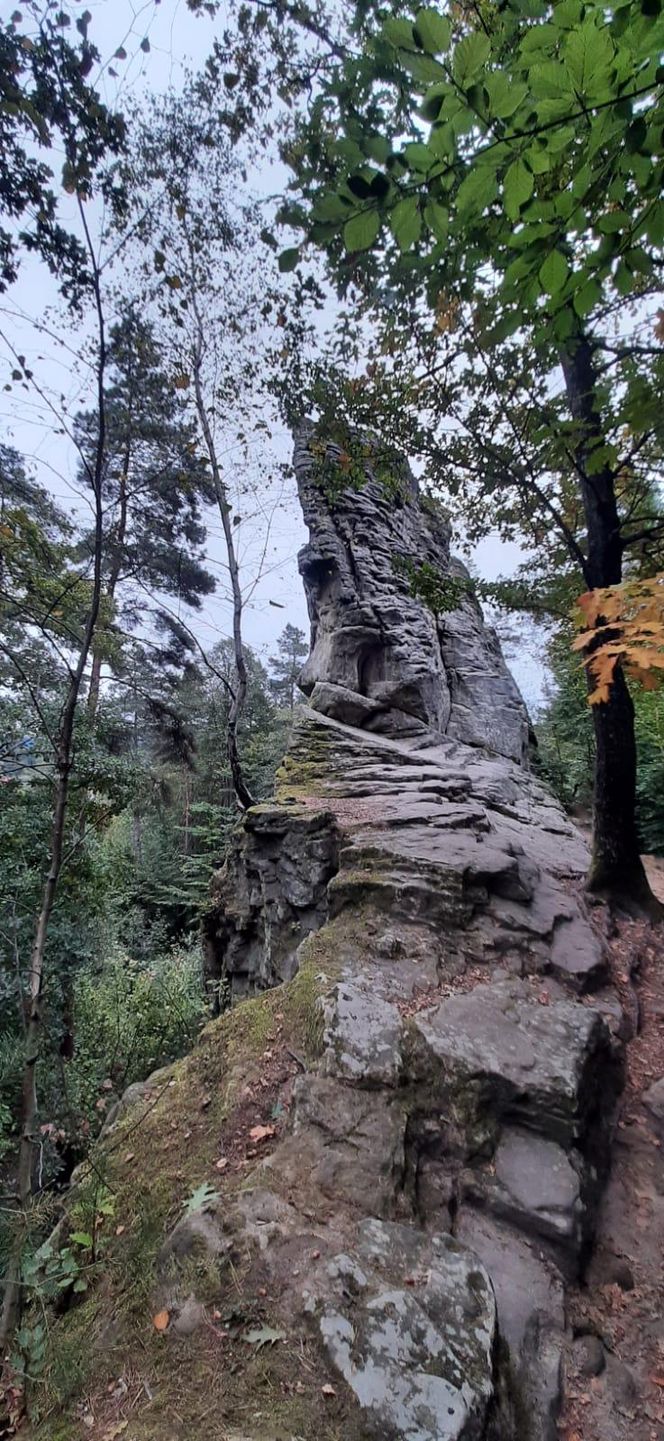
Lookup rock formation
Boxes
[42,426,629,1441]
[294,424,530,763]
[199,429,625,1438]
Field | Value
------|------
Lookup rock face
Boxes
[124,428,626,1441]
[294,425,530,764]
[203,802,339,1002]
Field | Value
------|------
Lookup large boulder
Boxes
[307,1219,499,1441]
[411,979,621,1157]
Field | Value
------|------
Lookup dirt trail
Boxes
[561,896,664,1441]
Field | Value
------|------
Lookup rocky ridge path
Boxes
[202,701,626,1441]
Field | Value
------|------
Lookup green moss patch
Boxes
[27,922,365,1438]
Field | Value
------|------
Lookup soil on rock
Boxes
[561,914,664,1441]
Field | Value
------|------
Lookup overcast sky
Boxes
[0,0,546,707]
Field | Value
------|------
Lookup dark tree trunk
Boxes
[587,666,654,905]
[559,332,658,911]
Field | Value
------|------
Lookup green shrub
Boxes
[61,937,207,1141]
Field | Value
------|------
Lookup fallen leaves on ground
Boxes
[244,1325,287,1349]
[248,1123,276,1143]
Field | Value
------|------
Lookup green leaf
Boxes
[456,165,498,217]
[485,72,527,118]
[545,124,576,155]
[573,276,601,316]
[69,1232,93,1248]
[390,197,422,251]
[383,17,416,49]
[597,210,627,234]
[343,208,380,252]
[552,306,575,340]
[278,248,300,273]
[184,1182,219,1216]
[453,32,490,86]
[429,124,455,160]
[551,0,583,26]
[539,249,570,294]
[625,117,647,153]
[564,19,614,96]
[645,200,664,246]
[524,146,551,175]
[336,138,363,166]
[520,21,559,53]
[347,172,374,199]
[503,160,534,219]
[423,200,449,243]
[484,311,521,344]
[413,8,451,54]
[529,61,572,98]
[363,134,391,164]
[419,84,450,122]
[401,51,447,84]
[403,141,434,171]
[312,193,351,223]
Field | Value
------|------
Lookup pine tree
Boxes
[75,311,216,718]
[269,624,308,711]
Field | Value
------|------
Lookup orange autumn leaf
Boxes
[152,1309,170,1332]
[573,575,664,705]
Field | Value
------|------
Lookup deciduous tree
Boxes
[278,0,664,908]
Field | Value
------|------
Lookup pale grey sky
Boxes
[0,0,545,707]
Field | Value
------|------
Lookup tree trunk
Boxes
[560,332,657,911]
[189,309,254,811]
[86,648,104,720]
[0,208,109,1351]
[587,665,654,904]
[87,446,130,722]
